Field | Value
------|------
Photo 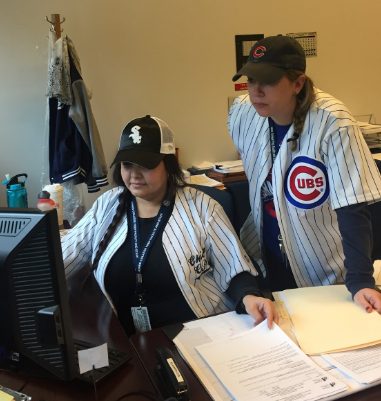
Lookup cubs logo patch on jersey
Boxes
[284,156,329,209]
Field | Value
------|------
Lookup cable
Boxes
[17,379,29,393]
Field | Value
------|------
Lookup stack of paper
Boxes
[173,287,381,400]
[357,121,381,135]
[322,344,381,384]
[196,322,348,401]
[209,160,247,183]
[281,285,381,355]
[189,174,224,188]
[212,160,244,174]
[192,161,215,170]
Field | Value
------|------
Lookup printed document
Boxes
[174,312,256,401]
[322,343,381,384]
[196,321,347,401]
[190,174,223,187]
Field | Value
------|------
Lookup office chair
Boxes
[190,185,234,229]
[224,181,251,235]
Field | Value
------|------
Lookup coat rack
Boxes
[45,14,65,39]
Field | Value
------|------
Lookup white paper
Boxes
[308,354,381,400]
[213,160,243,170]
[196,321,347,401]
[174,312,256,401]
[213,160,244,174]
[357,121,381,135]
[78,343,109,374]
[194,161,214,169]
[190,174,223,187]
[322,344,381,384]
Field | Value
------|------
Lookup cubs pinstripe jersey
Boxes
[61,186,257,318]
[228,88,381,289]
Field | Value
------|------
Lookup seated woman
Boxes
[61,115,277,335]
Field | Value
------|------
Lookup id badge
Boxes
[131,306,152,333]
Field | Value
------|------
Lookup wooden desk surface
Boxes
[131,328,211,401]
[0,273,157,401]
[131,328,381,401]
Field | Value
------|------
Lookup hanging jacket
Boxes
[47,34,108,193]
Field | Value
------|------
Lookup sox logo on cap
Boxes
[285,156,329,209]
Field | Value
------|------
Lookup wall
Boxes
[1,0,381,210]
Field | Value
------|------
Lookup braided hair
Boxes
[285,69,316,152]
[81,154,186,289]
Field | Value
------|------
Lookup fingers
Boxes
[354,288,381,314]
[245,303,264,326]
[242,295,279,329]
[264,301,279,329]
[354,292,373,313]
[368,291,381,313]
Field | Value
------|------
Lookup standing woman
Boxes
[228,35,381,313]
[62,115,277,335]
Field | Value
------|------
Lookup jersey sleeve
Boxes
[204,202,258,292]
[61,189,119,278]
[227,94,253,156]
[323,124,381,210]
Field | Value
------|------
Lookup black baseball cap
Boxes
[110,115,176,169]
[232,36,306,85]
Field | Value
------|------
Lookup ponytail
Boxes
[81,188,129,291]
[285,70,316,152]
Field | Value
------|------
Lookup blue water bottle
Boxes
[2,173,28,207]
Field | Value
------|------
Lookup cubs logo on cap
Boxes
[253,46,266,58]
[285,156,329,209]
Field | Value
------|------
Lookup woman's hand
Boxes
[242,294,279,329]
[353,288,381,313]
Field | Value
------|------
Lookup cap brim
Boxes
[232,63,287,85]
[110,149,165,169]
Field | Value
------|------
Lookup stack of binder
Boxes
[208,169,247,183]
[208,160,247,183]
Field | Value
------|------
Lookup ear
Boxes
[294,74,306,93]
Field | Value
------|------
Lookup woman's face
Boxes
[247,75,306,125]
[121,161,168,203]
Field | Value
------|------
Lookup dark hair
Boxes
[81,154,186,289]
[112,154,186,201]
[284,70,316,151]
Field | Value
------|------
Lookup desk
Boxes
[0,273,157,401]
[131,327,381,401]
[131,328,211,400]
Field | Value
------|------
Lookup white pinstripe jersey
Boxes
[62,186,257,318]
[228,89,381,288]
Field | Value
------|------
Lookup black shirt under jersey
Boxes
[104,201,197,336]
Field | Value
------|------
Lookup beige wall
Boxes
[1,0,381,210]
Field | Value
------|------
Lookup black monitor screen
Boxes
[0,208,77,380]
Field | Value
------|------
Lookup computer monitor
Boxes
[0,207,77,380]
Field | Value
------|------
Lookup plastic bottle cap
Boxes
[10,184,22,190]
[38,190,51,199]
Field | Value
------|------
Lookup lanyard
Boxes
[267,118,290,267]
[268,117,279,165]
[129,196,169,305]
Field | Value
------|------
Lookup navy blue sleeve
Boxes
[226,271,263,314]
[336,202,377,297]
